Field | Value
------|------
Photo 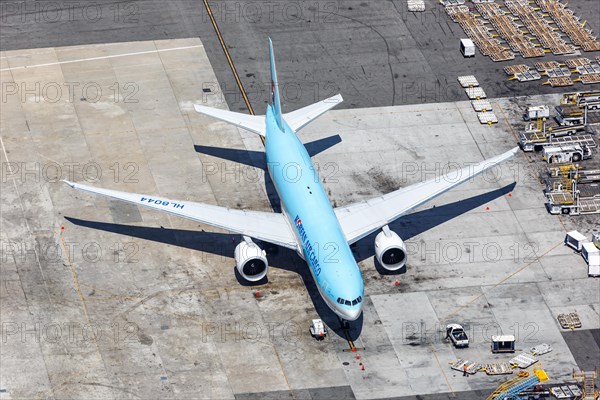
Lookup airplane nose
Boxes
[342,306,362,321]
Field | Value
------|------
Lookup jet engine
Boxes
[234,238,268,282]
[374,227,407,271]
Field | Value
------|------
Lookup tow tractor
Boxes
[446,324,469,348]
[310,319,327,340]
[542,144,593,163]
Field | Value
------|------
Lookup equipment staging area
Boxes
[1,1,599,399]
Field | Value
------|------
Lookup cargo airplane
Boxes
[65,39,517,322]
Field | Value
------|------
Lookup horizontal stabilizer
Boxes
[284,94,343,132]
[194,104,266,136]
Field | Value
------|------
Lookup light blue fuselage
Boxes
[264,105,364,321]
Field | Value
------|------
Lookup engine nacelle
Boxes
[234,240,268,282]
[375,228,407,271]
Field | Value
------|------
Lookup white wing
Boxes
[283,94,343,132]
[335,147,519,244]
[193,104,266,136]
[64,181,297,250]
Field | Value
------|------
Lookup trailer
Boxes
[491,335,516,354]
[562,91,600,110]
[519,132,596,152]
[544,124,584,138]
[582,242,600,277]
[572,169,600,184]
[564,230,588,251]
[555,105,585,126]
[546,188,600,215]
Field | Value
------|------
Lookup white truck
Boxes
[523,105,550,121]
[581,242,600,277]
[543,144,592,163]
[460,39,475,58]
[446,324,469,348]
[310,319,326,340]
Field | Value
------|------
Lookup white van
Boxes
[582,242,600,277]
[565,231,587,252]
[460,39,475,58]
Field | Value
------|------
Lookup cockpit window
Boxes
[338,296,363,306]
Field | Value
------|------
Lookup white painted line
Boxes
[0,44,204,72]
[0,135,53,303]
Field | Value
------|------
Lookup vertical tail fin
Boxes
[268,37,284,130]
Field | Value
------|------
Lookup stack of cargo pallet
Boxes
[544,77,574,87]
[440,0,464,5]
[445,5,514,61]
[557,312,582,329]
[483,363,513,376]
[535,0,600,52]
[475,2,545,58]
[458,75,498,124]
[504,0,576,55]
[566,58,600,84]
[565,57,592,69]
[505,64,541,82]
[535,61,561,71]
[504,64,531,76]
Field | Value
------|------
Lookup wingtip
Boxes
[63,180,76,188]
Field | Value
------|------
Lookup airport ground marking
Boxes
[0,135,53,304]
[201,0,255,116]
[496,104,518,139]
[0,44,204,72]
[444,241,563,321]
[428,343,456,397]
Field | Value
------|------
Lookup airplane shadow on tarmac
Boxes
[64,181,514,341]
